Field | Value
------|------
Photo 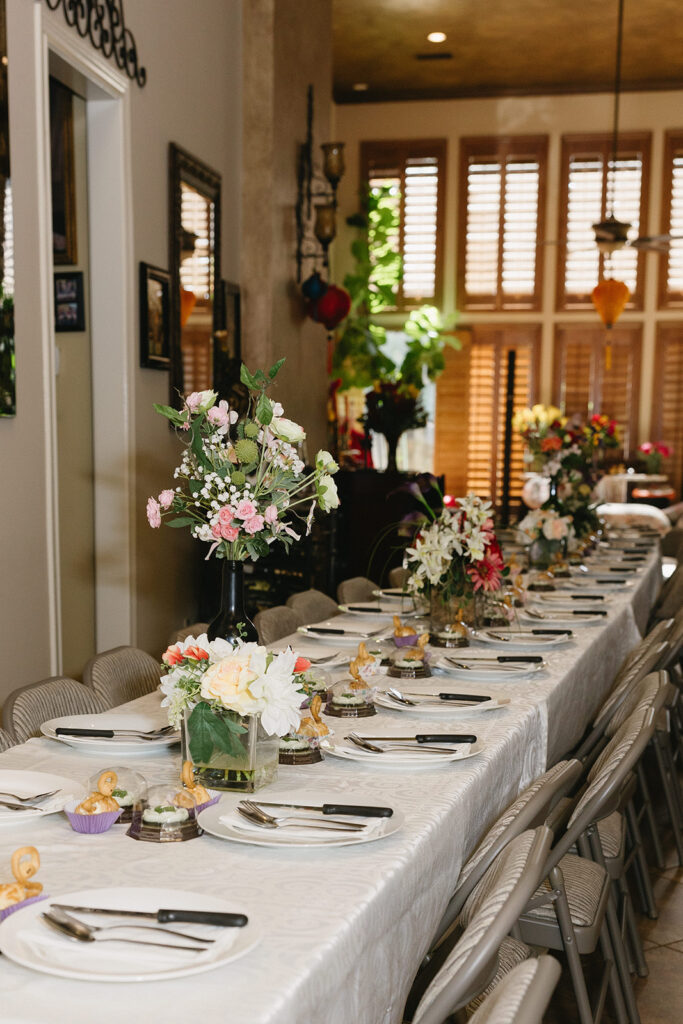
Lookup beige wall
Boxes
[241,0,332,458]
[334,90,683,442]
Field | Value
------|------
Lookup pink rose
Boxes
[221,524,239,542]
[243,515,265,535]
[264,505,278,525]
[218,505,235,524]
[235,499,257,520]
[206,400,238,434]
[158,489,175,509]
[211,524,222,539]
[146,497,161,528]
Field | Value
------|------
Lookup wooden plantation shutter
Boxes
[557,133,650,310]
[458,136,547,312]
[659,131,683,308]
[361,139,446,308]
[652,325,683,496]
[435,325,540,504]
[553,323,642,457]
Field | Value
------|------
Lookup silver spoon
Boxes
[236,802,364,832]
[42,909,206,952]
[46,905,213,944]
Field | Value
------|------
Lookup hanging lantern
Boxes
[591,278,629,370]
[180,288,198,327]
[309,284,350,331]
[301,271,328,303]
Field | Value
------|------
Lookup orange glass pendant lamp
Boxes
[591,278,629,370]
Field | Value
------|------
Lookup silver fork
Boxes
[0,789,58,804]
[237,801,364,832]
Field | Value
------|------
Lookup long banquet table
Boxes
[0,552,662,1024]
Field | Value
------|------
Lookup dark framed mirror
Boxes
[168,143,221,405]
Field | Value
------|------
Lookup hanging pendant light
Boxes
[591,278,630,370]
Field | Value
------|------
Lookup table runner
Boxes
[0,550,661,1024]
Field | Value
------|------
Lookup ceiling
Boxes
[333,0,683,104]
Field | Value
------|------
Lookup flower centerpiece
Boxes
[147,360,340,642]
[512,404,568,475]
[638,440,672,475]
[403,490,508,639]
[516,507,575,569]
[160,634,307,791]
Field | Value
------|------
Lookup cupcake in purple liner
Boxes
[85,767,147,825]
[392,616,418,647]
[189,791,221,817]
[65,799,122,833]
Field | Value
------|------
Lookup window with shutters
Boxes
[360,139,446,308]
[659,132,683,308]
[458,137,547,312]
[435,326,541,504]
[553,323,642,458]
[651,326,683,495]
[557,133,650,311]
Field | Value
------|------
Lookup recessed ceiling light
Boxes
[352,82,368,91]
[427,31,447,43]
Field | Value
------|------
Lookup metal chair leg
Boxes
[604,889,643,1024]
[598,919,630,1024]
[618,873,649,978]
[636,762,665,869]
[652,734,683,865]
[625,798,658,919]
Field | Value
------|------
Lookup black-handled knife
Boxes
[530,628,573,636]
[51,904,248,927]
[304,627,347,635]
[422,692,491,703]
[346,605,382,613]
[570,609,607,616]
[255,801,393,817]
[497,655,544,663]
[56,728,119,738]
[594,579,626,585]
[361,734,477,744]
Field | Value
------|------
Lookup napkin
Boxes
[220,808,383,841]
[327,741,464,763]
[0,792,75,820]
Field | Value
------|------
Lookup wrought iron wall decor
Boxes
[295,85,345,282]
[43,0,146,87]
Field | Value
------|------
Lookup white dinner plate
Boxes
[320,736,484,767]
[0,770,85,827]
[41,712,180,757]
[0,886,259,983]
[375,691,509,715]
[434,658,547,682]
[198,792,402,848]
[297,623,389,645]
[554,577,633,591]
[470,629,571,650]
[371,588,413,601]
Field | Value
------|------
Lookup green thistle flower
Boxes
[231,470,246,486]
[244,422,260,439]
[234,438,259,464]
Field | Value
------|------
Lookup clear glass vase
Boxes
[528,537,562,570]
[429,587,479,646]
[181,708,279,792]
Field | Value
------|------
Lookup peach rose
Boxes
[199,646,266,715]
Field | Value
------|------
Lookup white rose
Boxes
[185,390,217,414]
[270,416,306,443]
[316,449,339,474]
[199,644,267,715]
[317,474,340,511]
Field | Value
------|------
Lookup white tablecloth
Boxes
[0,550,661,1024]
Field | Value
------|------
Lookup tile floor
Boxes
[546,797,683,1023]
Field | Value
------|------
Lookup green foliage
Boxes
[187,701,246,763]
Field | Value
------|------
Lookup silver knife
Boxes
[51,904,248,927]
[254,801,393,817]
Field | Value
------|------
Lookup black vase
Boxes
[384,431,403,473]
[207,560,258,644]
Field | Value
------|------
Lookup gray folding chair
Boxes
[388,566,410,589]
[336,576,379,604]
[467,956,562,1024]
[83,646,161,709]
[660,527,683,562]
[0,726,16,752]
[649,563,683,625]
[435,759,583,938]
[408,827,553,1024]
[253,605,303,645]
[2,676,107,743]
[168,623,209,646]
[286,588,339,623]
[518,706,657,1024]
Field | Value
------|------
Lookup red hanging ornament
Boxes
[310,284,351,331]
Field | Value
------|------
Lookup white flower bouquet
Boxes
[516,507,575,546]
[160,634,306,770]
[146,360,340,562]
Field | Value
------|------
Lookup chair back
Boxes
[660,527,683,562]
[254,606,303,645]
[286,589,338,623]
[436,759,582,935]
[2,676,106,743]
[651,563,683,622]
[412,827,553,1024]
[468,955,561,1024]
[336,576,379,604]
[593,634,670,735]
[83,646,161,709]
[0,726,15,752]
[168,623,209,647]
[388,566,409,589]
[604,670,669,738]
[549,706,656,870]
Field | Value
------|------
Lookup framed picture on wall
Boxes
[139,262,171,369]
[54,271,85,332]
[50,77,77,266]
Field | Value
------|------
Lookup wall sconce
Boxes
[295,85,345,283]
